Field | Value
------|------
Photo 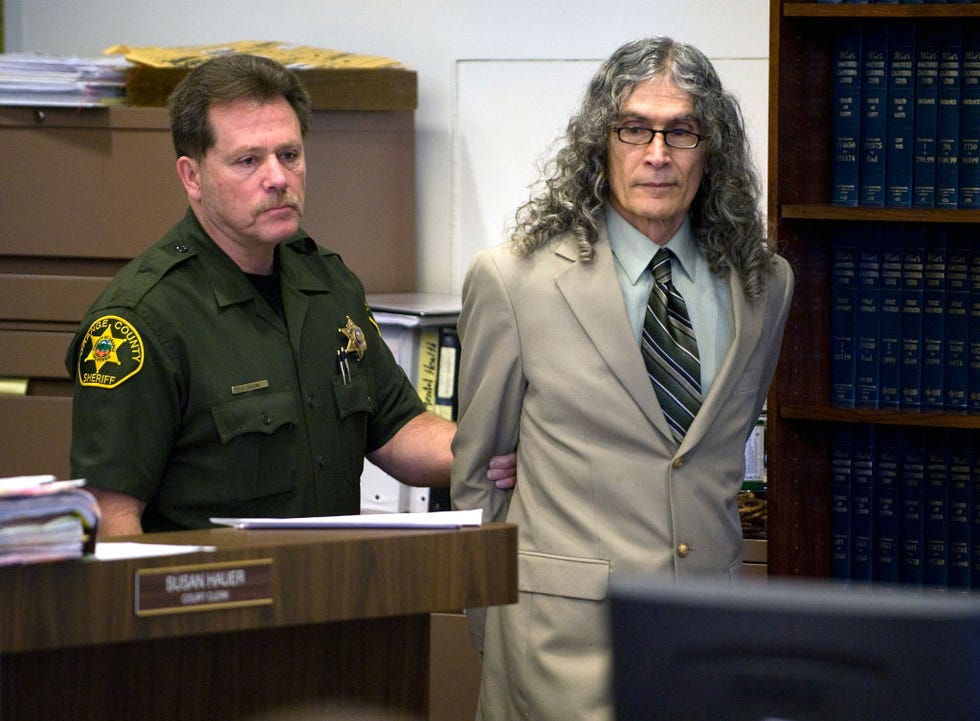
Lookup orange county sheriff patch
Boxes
[78,315,145,389]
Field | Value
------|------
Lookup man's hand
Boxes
[487,452,517,489]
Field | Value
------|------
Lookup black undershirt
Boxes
[246,271,285,321]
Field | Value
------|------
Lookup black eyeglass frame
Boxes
[611,126,706,149]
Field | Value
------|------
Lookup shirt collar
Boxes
[606,203,698,285]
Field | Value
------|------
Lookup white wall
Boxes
[5,0,770,294]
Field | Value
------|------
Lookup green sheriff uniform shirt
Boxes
[66,210,425,532]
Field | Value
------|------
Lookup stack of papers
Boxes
[0,476,101,565]
[0,53,128,107]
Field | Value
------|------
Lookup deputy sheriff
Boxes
[66,54,514,536]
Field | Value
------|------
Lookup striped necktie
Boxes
[641,248,702,441]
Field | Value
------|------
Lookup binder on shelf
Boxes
[359,293,461,514]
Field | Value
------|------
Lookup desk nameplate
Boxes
[135,558,274,617]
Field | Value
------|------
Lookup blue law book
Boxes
[920,230,946,411]
[971,241,980,412]
[878,230,903,408]
[900,437,926,586]
[855,233,882,407]
[946,429,973,590]
[832,25,863,206]
[936,27,963,208]
[972,446,980,590]
[830,230,859,406]
[944,228,970,410]
[850,424,876,583]
[886,23,917,207]
[913,24,941,208]
[923,432,949,588]
[900,227,925,409]
[831,425,854,581]
[873,427,902,584]
[960,26,980,209]
[860,23,889,207]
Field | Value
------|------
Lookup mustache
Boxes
[256,192,303,215]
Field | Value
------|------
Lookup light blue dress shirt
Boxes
[606,205,734,395]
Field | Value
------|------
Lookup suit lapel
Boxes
[679,271,764,452]
[552,231,674,437]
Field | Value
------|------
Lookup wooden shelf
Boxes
[779,404,980,429]
[784,3,980,20]
[766,1,980,580]
[780,204,980,223]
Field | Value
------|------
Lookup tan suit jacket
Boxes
[451,221,794,721]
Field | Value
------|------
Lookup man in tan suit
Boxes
[451,36,794,721]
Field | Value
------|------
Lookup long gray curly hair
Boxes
[510,36,774,300]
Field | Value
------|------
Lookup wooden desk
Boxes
[0,524,517,721]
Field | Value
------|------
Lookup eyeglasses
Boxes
[612,126,706,149]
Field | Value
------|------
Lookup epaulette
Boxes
[107,239,199,308]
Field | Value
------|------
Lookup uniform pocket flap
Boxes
[518,551,610,601]
[211,391,298,443]
[333,373,376,420]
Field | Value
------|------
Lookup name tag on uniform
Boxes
[230,379,269,395]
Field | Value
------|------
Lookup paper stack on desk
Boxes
[0,476,100,565]
[0,53,128,107]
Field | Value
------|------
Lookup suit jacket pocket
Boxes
[518,551,610,601]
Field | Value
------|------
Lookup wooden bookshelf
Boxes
[766,1,980,578]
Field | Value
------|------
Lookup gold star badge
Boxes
[338,316,367,361]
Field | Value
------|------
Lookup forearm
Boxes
[367,411,455,487]
[91,487,146,537]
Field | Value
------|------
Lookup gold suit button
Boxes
[677,543,690,558]
[672,456,684,469]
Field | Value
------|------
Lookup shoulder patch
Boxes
[77,315,145,389]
